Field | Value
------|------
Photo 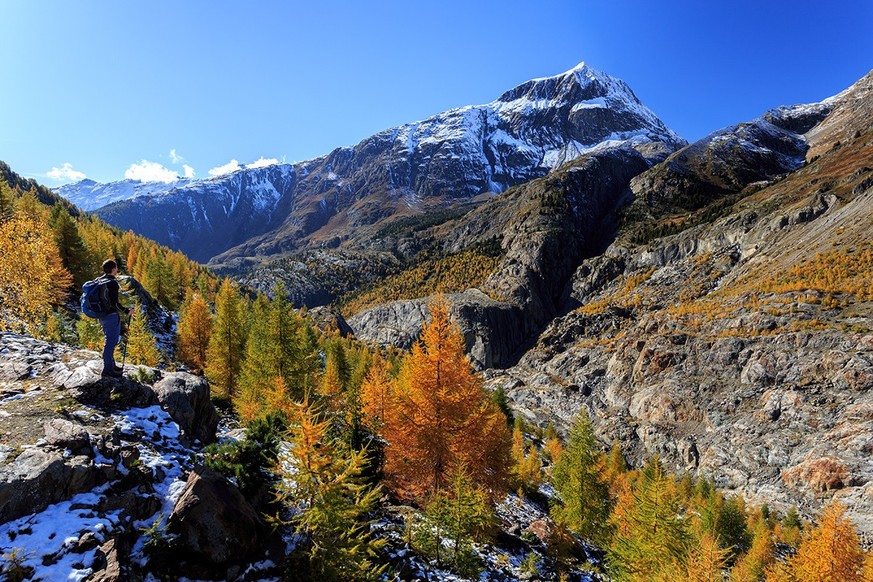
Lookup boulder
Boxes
[90,538,133,582]
[51,362,157,408]
[0,448,101,523]
[167,466,263,575]
[43,418,93,457]
[153,373,218,444]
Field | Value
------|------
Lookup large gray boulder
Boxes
[153,372,218,444]
[0,448,101,523]
[43,418,93,457]
[167,466,263,577]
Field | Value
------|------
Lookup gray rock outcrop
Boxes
[348,289,526,369]
[153,373,218,444]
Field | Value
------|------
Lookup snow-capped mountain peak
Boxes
[65,62,686,263]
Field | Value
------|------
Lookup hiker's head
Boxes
[102,259,118,276]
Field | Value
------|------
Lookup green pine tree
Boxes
[715,496,752,561]
[609,456,690,581]
[414,464,493,578]
[0,183,15,223]
[235,286,314,417]
[49,205,90,288]
[550,412,613,545]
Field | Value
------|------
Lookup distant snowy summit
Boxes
[67,62,687,262]
[55,177,192,212]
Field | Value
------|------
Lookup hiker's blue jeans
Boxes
[99,312,120,372]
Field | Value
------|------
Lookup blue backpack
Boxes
[81,276,111,318]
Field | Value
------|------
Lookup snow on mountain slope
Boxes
[86,62,686,263]
[54,178,192,212]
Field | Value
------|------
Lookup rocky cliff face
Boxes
[347,139,674,368]
[77,63,682,264]
[494,70,873,537]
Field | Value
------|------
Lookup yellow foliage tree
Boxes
[76,316,105,351]
[731,518,774,581]
[361,355,392,431]
[125,307,161,367]
[511,425,543,495]
[767,501,866,582]
[177,292,213,371]
[684,531,731,582]
[382,296,511,501]
[0,211,72,331]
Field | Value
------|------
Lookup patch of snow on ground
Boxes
[0,486,120,582]
[0,402,198,579]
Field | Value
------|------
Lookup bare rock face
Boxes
[167,466,264,577]
[347,142,672,368]
[348,289,526,369]
[501,71,873,537]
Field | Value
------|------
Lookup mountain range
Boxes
[57,63,684,264]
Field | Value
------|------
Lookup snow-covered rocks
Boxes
[0,333,219,579]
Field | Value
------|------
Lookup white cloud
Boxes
[124,160,179,183]
[46,162,87,183]
[246,157,280,169]
[208,159,241,177]
[182,164,196,179]
[169,149,184,164]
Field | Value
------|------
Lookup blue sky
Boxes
[1,1,870,185]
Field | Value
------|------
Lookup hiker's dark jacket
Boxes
[102,275,128,315]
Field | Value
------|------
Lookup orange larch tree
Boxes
[382,296,510,501]
[769,501,866,582]
[361,354,393,432]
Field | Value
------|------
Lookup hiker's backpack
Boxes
[81,276,111,318]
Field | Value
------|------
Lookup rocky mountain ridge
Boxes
[54,178,193,212]
[61,63,683,264]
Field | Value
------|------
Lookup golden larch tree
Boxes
[768,501,866,582]
[382,296,510,501]
[177,291,213,371]
[125,307,161,367]
[0,210,71,331]
[361,354,392,431]
[684,531,730,582]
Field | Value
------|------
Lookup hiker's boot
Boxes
[101,368,123,378]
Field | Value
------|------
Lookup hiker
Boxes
[97,259,135,378]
